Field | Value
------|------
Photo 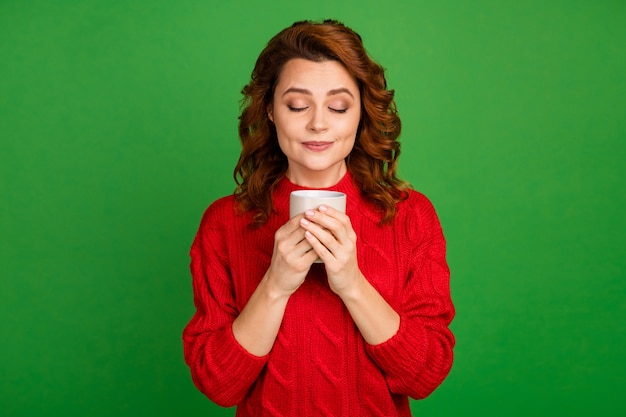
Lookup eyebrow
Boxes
[282,87,354,99]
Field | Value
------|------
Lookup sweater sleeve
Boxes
[182,203,268,407]
[365,193,455,399]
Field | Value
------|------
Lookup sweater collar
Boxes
[275,170,356,194]
[273,170,364,218]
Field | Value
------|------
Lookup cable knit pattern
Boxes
[183,172,455,416]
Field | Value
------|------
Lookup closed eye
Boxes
[288,105,308,112]
[329,107,348,114]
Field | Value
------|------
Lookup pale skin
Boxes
[231,59,400,357]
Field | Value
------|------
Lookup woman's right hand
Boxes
[232,215,317,357]
[265,214,318,296]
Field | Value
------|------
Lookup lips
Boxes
[302,141,333,151]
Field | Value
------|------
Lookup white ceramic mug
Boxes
[290,190,347,263]
[289,190,346,218]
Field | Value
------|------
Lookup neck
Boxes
[286,163,347,189]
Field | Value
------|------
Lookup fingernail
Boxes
[305,210,315,217]
[318,205,328,212]
[300,218,310,226]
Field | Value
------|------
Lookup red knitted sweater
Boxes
[183,172,455,417]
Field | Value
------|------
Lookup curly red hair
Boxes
[235,19,409,225]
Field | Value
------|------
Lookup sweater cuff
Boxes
[207,324,269,402]
[364,315,429,376]
[222,323,269,373]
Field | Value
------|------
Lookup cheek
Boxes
[275,130,289,151]
[275,125,296,147]
[274,114,301,139]
[274,123,297,155]
[340,114,361,138]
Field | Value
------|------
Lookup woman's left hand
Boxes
[299,205,362,296]
[300,205,401,345]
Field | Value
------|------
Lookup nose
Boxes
[307,107,329,133]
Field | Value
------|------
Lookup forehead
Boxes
[275,58,359,95]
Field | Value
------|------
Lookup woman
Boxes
[183,19,455,416]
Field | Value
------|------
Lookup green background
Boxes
[1,1,624,416]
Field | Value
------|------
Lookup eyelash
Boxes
[287,106,348,114]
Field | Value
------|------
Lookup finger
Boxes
[317,206,357,243]
[300,218,339,255]
[276,214,306,241]
[304,229,334,262]
[279,230,311,260]
[282,236,318,268]
[313,204,348,220]
[304,208,350,242]
[286,213,308,232]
